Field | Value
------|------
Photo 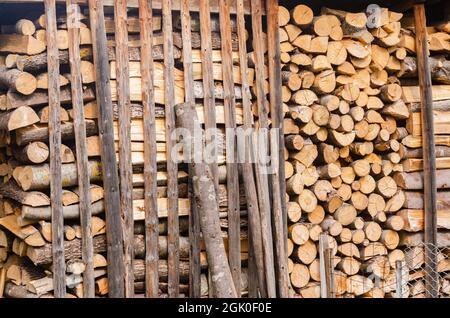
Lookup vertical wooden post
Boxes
[66,0,94,298]
[251,0,277,298]
[266,0,289,298]
[219,0,241,296]
[88,0,124,298]
[138,0,159,298]
[44,0,65,298]
[113,0,134,298]
[235,0,266,297]
[162,0,180,298]
[179,0,201,298]
[414,3,438,298]
[199,0,219,195]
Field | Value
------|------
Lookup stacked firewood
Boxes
[0,9,251,298]
[278,4,417,298]
[392,15,450,298]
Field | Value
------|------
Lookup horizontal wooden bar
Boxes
[0,0,260,14]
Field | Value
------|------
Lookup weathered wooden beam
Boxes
[251,0,276,298]
[162,0,180,298]
[219,0,241,296]
[414,3,438,298]
[267,0,289,298]
[88,0,124,298]
[44,0,65,299]
[113,0,134,298]
[138,0,159,299]
[199,0,219,197]
[235,0,266,298]
[66,0,95,298]
[179,0,201,299]
[175,102,237,298]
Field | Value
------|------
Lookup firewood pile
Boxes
[393,14,450,298]
[0,6,253,298]
[276,3,448,298]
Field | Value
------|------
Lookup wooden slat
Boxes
[162,0,180,298]
[114,0,134,298]
[235,0,266,298]
[66,0,94,298]
[179,0,201,298]
[0,0,258,14]
[44,0,65,299]
[403,157,450,172]
[219,0,240,296]
[251,0,276,298]
[266,0,289,298]
[199,0,219,194]
[414,3,438,298]
[88,0,124,298]
[138,0,159,299]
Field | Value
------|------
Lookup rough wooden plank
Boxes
[114,0,134,298]
[66,0,94,298]
[235,0,266,298]
[403,157,450,172]
[266,0,289,298]
[219,0,241,296]
[162,0,180,298]
[88,0,124,298]
[414,3,438,298]
[402,85,450,103]
[138,0,159,299]
[179,0,201,298]
[199,0,219,196]
[251,0,276,298]
[44,0,65,299]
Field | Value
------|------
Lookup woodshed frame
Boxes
[0,0,439,298]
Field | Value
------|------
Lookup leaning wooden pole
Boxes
[138,0,159,298]
[113,0,134,298]
[413,3,438,298]
[179,0,201,298]
[44,0,65,298]
[175,103,237,298]
[199,0,219,194]
[219,0,241,296]
[88,0,124,298]
[162,0,180,298]
[235,0,266,297]
[266,0,289,298]
[66,0,94,298]
[251,0,277,298]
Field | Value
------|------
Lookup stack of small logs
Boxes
[278,4,418,298]
[0,8,251,298]
[392,14,450,298]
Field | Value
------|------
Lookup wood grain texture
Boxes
[251,0,276,298]
[199,0,219,195]
[88,0,124,298]
[219,0,241,296]
[235,0,266,297]
[138,0,159,299]
[179,0,201,298]
[114,0,134,298]
[162,0,180,298]
[266,0,289,298]
[44,0,65,298]
[414,3,438,298]
[66,0,94,298]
